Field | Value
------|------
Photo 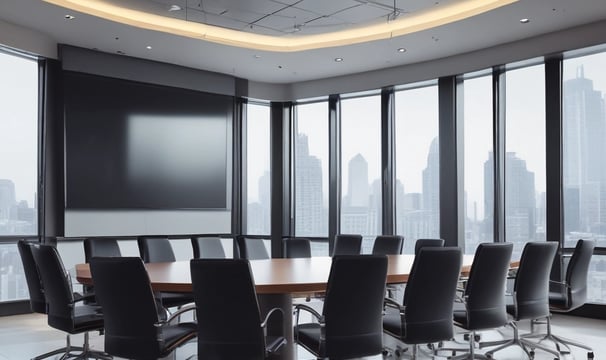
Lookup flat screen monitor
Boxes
[64,71,233,209]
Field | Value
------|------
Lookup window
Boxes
[294,102,329,255]
[504,64,546,259]
[563,50,606,304]
[245,103,271,235]
[461,74,494,254]
[340,95,381,253]
[0,49,39,303]
[395,85,439,254]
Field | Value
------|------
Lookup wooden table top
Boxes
[76,254,476,295]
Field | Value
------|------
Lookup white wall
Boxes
[0,19,56,59]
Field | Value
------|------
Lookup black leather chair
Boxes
[479,241,560,359]
[236,235,270,259]
[332,234,362,256]
[524,239,595,358]
[447,242,513,359]
[190,258,286,359]
[191,236,226,258]
[30,244,111,360]
[294,255,388,359]
[283,237,312,258]
[83,237,121,262]
[372,235,404,255]
[137,236,194,309]
[18,240,76,360]
[90,257,197,360]
[383,247,462,359]
[414,238,445,255]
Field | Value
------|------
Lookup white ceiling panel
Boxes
[332,2,392,23]
[294,0,362,17]
[255,7,320,32]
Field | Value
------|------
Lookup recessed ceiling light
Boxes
[168,4,182,12]
[334,57,343,62]
[146,45,152,50]
[64,14,75,20]
[520,18,530,23]
[397,48,406,53]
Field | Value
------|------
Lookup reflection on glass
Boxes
[462,75,494,254]
[295,102,329,256]
[563,51,606,304]
[505,64,546,259]
[395,86,440,254]
[340,95,382,253]
[246,103,271,235]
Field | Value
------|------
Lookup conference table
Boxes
[76,254,475,359]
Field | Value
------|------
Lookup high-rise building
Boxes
[563,66,606,236]
[422,137,440,236]
[0,179,16,221]
[346,154,369,207]
[295,134,326,236]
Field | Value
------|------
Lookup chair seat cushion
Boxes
[382,306,403,337]
[159,292,195,308]
[295,323,323,357]
[162,322,197,353]
[452,301,468,328]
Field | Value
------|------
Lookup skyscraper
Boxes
[422,137,440,235]
[0,179,16,221]
[295,134,326,235]
[563,66,606,235]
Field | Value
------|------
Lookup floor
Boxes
[0,312,603,359]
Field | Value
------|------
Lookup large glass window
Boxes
[563,50,606,304]
[245,103,271,235]
[0,49,39,303]
[395,85,439,254]
[294,102,329,256]
[340,95,381,253]
[461,74,494,254]
[504,64,546,259]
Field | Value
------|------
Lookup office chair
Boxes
[137,236,194,309]
[294,255,388,359]
[372,235,404,255]
[83,237,121,262]
[236,235,270,260]
[191,236,226,258]
[414,238,445,255]
[190,258,286,359]
[383,247,462,359]
[479,241,560,359]
[445,242,513,359]
[332,234,362,256]
[283,237,312,258]
[523,239,595,358]
[30,244,112,360]
[18,240,78,360]
[90,257,197,359]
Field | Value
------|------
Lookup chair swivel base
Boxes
[35,332,113,360]
[478,322,560,360]
[522,317,594,359]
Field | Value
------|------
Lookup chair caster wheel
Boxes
[529,350,535,359]
[588,352,594,359]
[464,333,470,341]
[474,334,481,342]
[381,349,389,356]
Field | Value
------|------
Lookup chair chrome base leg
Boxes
[523,316,594,357]
[53,332,113,360]
[479,321,560,359]
[441,331,490,360]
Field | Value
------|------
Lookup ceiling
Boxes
[1,0,606,83]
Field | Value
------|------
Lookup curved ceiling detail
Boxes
[43,0,517,52]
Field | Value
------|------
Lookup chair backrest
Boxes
[30,244,77,330]
[513,241,558,320]
[463,242,513,330]
[236,236,270,260]
[83,237,121,262]
[283,238,312,258]
[414,238,445,255]
[90,257,165,359]
[191,236,226,259]
[332,234,362,256]
[322,255,387,359]
[371,235,404,255]
[564,239,595,310]
[17,240,46,314]
[403,247,462,344]
[190,259,266,359]
[137,236,176,263]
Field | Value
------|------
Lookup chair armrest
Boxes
[260,307,284,329]
[384,297,403,310]
[73,292,96,303]
[294,303,323,322]
[154,304,196,326]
